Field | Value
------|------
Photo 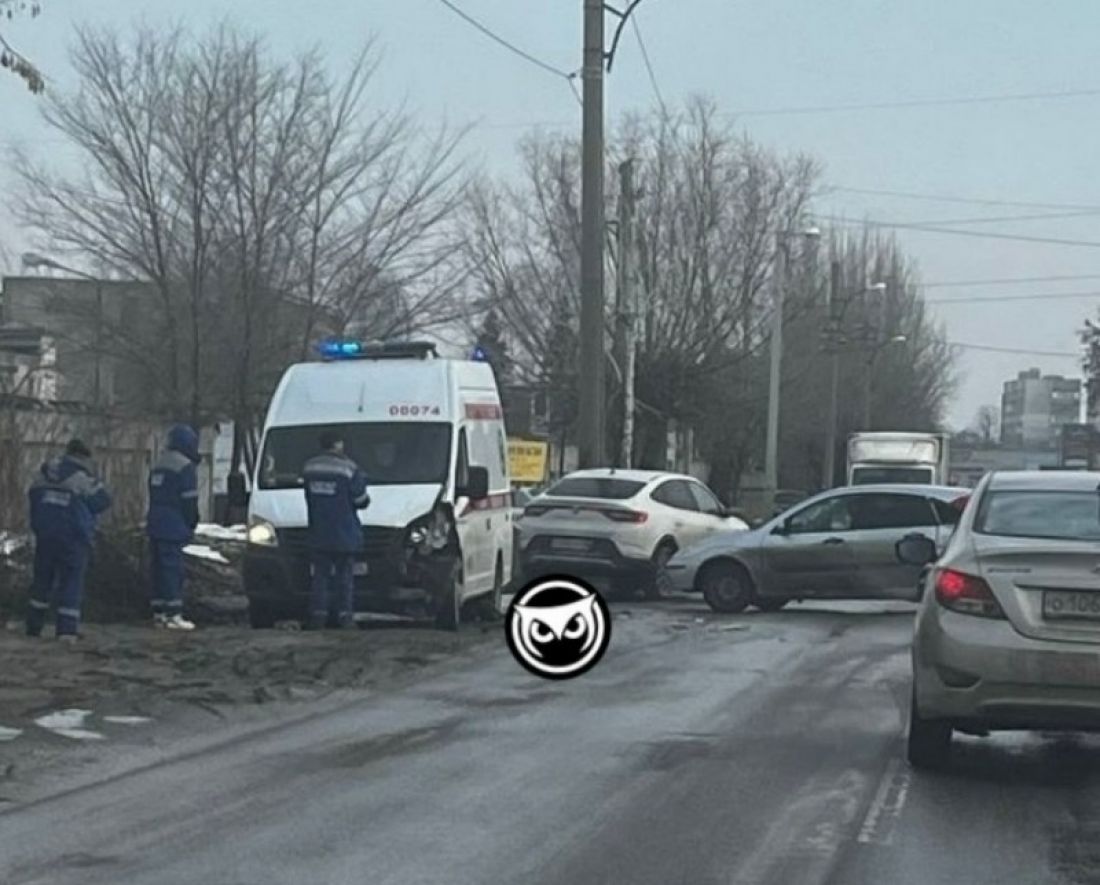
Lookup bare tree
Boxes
[973,405,1000,444]
[15,24,468,473]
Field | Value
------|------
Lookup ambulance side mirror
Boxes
[463,466,490,501]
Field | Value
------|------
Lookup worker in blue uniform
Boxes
[146,424,201,630]
[27,439,111,641]
[302,430,371,629]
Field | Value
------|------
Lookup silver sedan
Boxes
[900,470,1100,769]
[667,483,969,612]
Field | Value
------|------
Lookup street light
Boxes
[764,225,821,512]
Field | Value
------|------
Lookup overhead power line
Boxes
[821,215,1100,248]
[829,185,1100,213]
[435,0,576,82]
[902,210,1100,227]
[948,341,1079,358]
[929,289,1100,305]
[732,87,1100,118]
[631,16,668,117]
[924,273,1100,289]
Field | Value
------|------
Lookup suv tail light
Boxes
[934,568,1003,619]
[605,509,649,524]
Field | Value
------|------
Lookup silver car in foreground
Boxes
[900,470,1100,769]
[667,484,969,612]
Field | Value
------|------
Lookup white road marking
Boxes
[0,726,23,742]
[857,756,911,845]
[102,716,153,726]
[49,729,106,741]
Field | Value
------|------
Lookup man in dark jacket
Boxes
[303,430,370,629]
[27,439,111,641]
[147,424,201,631]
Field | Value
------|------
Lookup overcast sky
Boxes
[2,0,1098,429]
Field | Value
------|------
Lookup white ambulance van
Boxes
[241,340,513,630]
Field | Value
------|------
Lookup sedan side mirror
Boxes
[896,533,938,567]
[771,519,790,536]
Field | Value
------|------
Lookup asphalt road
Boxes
[3,599,1100,885]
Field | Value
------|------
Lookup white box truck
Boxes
[846,431,950,486]
[239,340,513,630]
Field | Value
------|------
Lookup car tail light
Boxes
[605,509,649,524]
[934,568,1003,619]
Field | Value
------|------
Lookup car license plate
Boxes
[551,538,591,554]
[353,562,369,576]
[1043,590,1100,621]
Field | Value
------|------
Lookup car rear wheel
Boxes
[700,560,752,614]
[907,692,952,769]
[754,597,788,613]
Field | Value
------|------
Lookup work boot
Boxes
[163,614,196,632]
[153,613,168,629]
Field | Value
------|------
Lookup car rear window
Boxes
[545,477,646,499]
[975,491,1100,541]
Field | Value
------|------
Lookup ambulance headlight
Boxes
[405,507,453,555]
[247,517,278,547]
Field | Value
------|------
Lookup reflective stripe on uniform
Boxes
[28,599,49,610]
[57,607,81,618]
[181,490,199,499]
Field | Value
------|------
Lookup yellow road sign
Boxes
[508,438,549,484]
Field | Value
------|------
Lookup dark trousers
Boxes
[309,552,354,625]
[150,540,185,616]
[27,537,89,637]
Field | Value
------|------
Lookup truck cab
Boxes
[242,340,513,630]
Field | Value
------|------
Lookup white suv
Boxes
[516,469,748,598]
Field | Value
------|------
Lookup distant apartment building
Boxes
[1000,368,1082,450]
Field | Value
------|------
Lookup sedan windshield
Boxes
[975,490,1100,541]
[259,422,451,489]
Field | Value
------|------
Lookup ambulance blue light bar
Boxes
[316,338,438,361]
[471,346,489,362]
[317,338,364,359]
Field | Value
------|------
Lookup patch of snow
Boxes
[183,545,230,565]
[195,524,247,542]
[0,533,29,557]
[35,709,92,730]
[102,716,152,726]
[0,726,23,742]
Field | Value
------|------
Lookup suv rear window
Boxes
[545,477,646,499]
[975,491,1100,541]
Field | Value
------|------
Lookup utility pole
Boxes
[822,259,841,490]
[763,236,789,511]
[616,159,637,468]
[578,0,606,468]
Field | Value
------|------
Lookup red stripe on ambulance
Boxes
[464,403,502,420]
